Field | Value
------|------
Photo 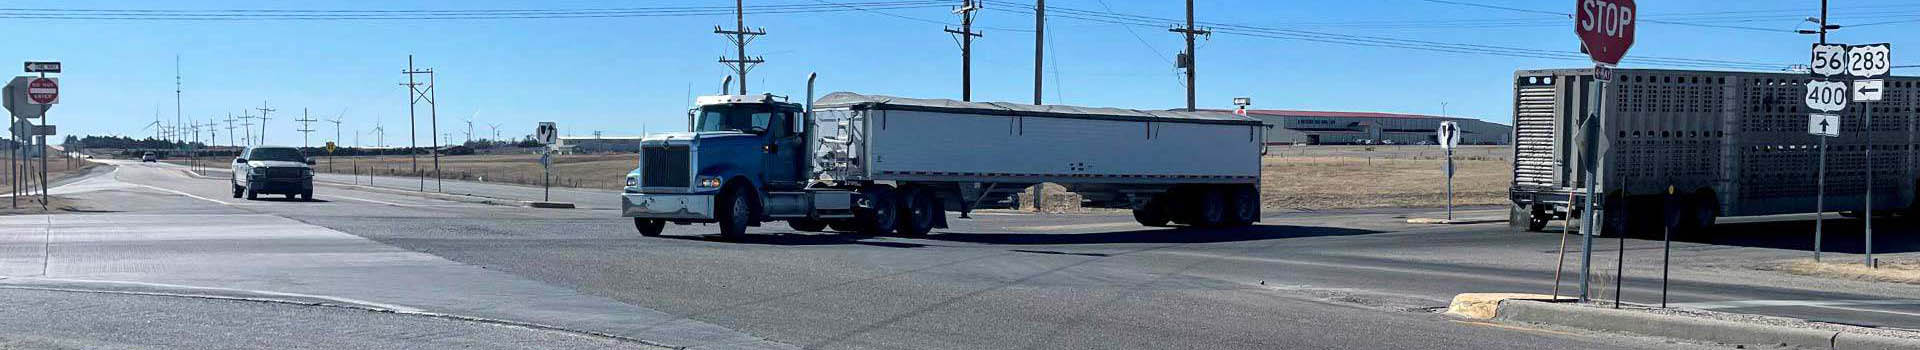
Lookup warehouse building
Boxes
[1230,109,1511,145]
[557,135,643,154]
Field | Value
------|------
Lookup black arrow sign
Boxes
[1820,119,1830,132]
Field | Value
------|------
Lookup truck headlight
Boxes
[626,176,639,187]
[698,176,723,189]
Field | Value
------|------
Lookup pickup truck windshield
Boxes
[695,105,772,134]
[248,148,306,162]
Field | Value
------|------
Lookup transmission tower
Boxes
[715,0,765,95]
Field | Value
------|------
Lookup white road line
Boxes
[1010,222,1144,231]
[1666,299,1920,310]
[327,195,435,207]
[0,277,424,313]
[125,182,235,206]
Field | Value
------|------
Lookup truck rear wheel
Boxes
[1133,196,1172,227]
[1225,185,1260,226]
[634,218,666,237]
[855,186,897,235]
[895,188,937,236]
[1189,187,1228,227]
[717,186,754,239]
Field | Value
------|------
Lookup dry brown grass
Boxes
[1259,145,1511,210]
[306,145,1516,211]
[0,156,100,194]
[310,153,638,190]
[1771,259,1920,285]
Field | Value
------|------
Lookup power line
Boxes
[0,2,953,20]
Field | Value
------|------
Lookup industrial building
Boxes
[556,135,643,154]
[1230,109,1511,145]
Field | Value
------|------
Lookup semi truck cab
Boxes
[623,92,860,237]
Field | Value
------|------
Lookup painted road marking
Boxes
[1010,222,1144,231]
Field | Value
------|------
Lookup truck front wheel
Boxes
[717,187,755,239]
[634,218,666,237]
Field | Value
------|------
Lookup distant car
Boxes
[1381,140,1396,145]
[231,146,315,201]
[141,152,157,162]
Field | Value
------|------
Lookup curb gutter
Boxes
[1492,299,1920,350]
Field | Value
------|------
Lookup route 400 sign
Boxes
[1805,80,1849,112]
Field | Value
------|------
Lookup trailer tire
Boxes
[1133,196,1172,227]
[634,218,666,237]
[896,187,937,236]
[855,186,897,235]
[787,219,827,232]
[1190,187,1228,227]
[716,185,755,239]
[1225,185,1260,226]
[1684,190,1718,233]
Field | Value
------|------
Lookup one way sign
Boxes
[1809,113,1840,137]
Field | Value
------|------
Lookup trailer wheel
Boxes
[716,185,755,239]
[634,218,666,237]
[1225,185,1260,226]
[787,219,827,232]
[1683,190,1718,233]
[895,187,937,236]
[1133,196,1172,227]
[1189,187,1228,227]
[855,186,898,235]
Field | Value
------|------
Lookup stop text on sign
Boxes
[1578,0,1634,39]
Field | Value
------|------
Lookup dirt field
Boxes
[0,156,101,214]
[307,145,1514,211]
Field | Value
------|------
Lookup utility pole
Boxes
[239,111,255,146]
[946,0,982,101]
[1034,0,1044,105]
[1169,0,1209,111]
[224,114,237,148]
[715,0,765,95]
[295,108,317,150]
[176,55,184,162]
[255,101,276,145]
[429,69,441,192]
[328,116,343,173]
[402,55,434,191]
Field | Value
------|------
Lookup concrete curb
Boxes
[1484,298,1920,350]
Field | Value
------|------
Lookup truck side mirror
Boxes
[234,158,246,164]
[792,113,805,134]
[305,158,317,165]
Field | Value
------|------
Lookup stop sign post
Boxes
[1572,0,1634,305]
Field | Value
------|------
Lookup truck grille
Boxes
[264,167,305,179]
[1513,80,1559,188]
[642,146,691,188]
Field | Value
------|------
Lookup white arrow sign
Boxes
[1805,80,1849,112]
[1854,79,1884,102]
[1436,121,1461,150]
[1809,113,1839,137]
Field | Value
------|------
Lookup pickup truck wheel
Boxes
[896,188,937,236]
[245,186,258,200]
[717,188,754,239]
[634,218,666,237]
[301,191,313,201]
[1190,187,1228,227]
[855,186,897,235]
[1133,196,1171,227]
[788,219,827,232]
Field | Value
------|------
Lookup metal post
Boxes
[1865,101,1874,267]
[1662,208,1672,308]
[430,69,441,192]
[1034,0,1044,105]
[1446,148,1455,221]
[1579,78,1605,303]
[1817,135,1825,261]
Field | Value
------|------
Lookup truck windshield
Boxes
[695,105,772,134]
[248,148,306,162]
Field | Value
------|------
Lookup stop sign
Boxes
[1575,0,1635,66]
[26,77,56,104]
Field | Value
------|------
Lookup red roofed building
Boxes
[1214,109,1511,145]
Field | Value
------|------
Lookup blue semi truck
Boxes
[623,75,1268,238]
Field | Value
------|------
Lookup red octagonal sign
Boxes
[26,77,57,104]
[1575,0,1635,66]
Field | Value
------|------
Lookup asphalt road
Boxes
[10,160,1919,349]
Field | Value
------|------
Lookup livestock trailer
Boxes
[1508,68,1920,234]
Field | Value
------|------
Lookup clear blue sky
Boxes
[10,0,1918,146]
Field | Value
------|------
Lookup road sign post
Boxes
[535,122,558,202]
[1847,43,1889,268]
[1437,121,1460,221]
[1574,0,1634,304]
